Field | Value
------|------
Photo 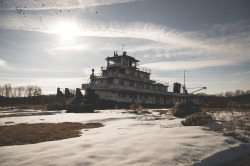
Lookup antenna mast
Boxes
[183,70,187,93]
[122,44,124,53]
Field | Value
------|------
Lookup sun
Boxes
[54,22,80,41]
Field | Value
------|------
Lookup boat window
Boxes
[119,79,124,85]
[107,78,113,83]
[108,59,120,66]
[132,61,136,68]
[135,82,139,88]
[122,59,129,66]
[129,81,134,87]
[129,70,134,76]
[122,93,126,98]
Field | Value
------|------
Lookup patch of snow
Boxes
[0,109,249,166]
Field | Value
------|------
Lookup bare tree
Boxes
[33,86,42,96]
[12,87,18,97]
[217,92,224,97]
[0,85,3,96]
[3,83,12,97]
[0,84,43,98]
[234,90,242,96]
[225,91,234,97]
[26,85,34,97]
[17,86,25,97]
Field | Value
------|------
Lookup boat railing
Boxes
[101,65,151,74]
[91,83,169,95]
[101,72,151,82]
[101,66,107,70]
[100,95,155,104]
[137,65,151,73]
[152,80,169,86]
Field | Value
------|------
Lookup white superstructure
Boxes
[82,51,190,108]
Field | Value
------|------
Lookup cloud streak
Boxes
[1,13,249,60]
[0,0,143,10]
[0,59,7,68]
[143,59,238,71]
[1,3,250,71]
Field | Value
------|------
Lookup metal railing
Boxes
[91,83,169,95]
[152,80,169,86]
[99,95,156,104]
[101,65,151,74]
[101,66,107,70]
[137,65,151,73]
[101,72,151,83]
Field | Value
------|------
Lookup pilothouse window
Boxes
[132,61,136,67]
[108,59,120,66]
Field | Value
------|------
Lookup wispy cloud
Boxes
[1,2,250,71]
[233,70,250,76]
[143,59,238,71]
[0,59,6,66]
[0,59,8,69]
[0,0,143,10]
[1,15,249,60]
[46,43,90,54]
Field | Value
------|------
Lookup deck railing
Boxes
[101,65,151,74]
[137,65,151,73]
[90,83,169,95]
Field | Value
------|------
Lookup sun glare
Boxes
[54,22,80,41]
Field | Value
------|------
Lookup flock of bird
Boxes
[0,0,98,21]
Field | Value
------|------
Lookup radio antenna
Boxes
[183,70,187,93]
[122,44,124,53]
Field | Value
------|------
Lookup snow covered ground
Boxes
[0,108,249,166]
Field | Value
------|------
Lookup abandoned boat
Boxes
[82,51,197,108]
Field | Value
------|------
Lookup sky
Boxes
[0,0,250,95]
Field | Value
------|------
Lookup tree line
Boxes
[197,89,250,97]
[195,89,250,108]
[220,90,250,97]
[0,83,42,97]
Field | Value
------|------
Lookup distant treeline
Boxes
[0,83,42,98]
[197,89,250,97]
[0,95,63,107]
[0,83,249,108]
[195,90,250,108]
